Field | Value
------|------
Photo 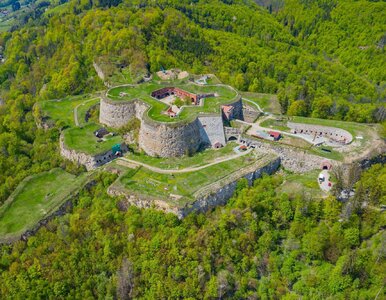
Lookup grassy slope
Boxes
[114,151,270,207]
[76,98,100,126]
[278,169,323,198]
[0,169,88,241]
[107,82,238,122]
[126,142,238,170]
[39,94,98,127]
[240,92,281,114]
[290,116,375,137]
[63,123,123,155]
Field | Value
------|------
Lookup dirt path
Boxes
[242,97,265,113]
[73,98,99,127]
[236,117,313,143]
[116,148,254,174]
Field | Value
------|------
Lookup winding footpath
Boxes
[116,148,254,174]
[242,97,264,113]
[73,98,100,126]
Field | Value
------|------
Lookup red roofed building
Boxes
[268,131,281,141]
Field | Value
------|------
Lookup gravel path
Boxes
[116,148,253,174]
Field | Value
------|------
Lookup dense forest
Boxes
[0,0,385,203]
[0,0,385,298]
[0,165,385,298]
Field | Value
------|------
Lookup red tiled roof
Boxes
[268,131,281,138]
[222,105,234,113]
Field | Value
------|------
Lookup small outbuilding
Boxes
[268,131,281,141]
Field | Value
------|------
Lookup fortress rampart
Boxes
[108,156,281,219]
[99,96,149,128]
[99,92,243,157]
[139,118,202,157]
[60,133,128,170]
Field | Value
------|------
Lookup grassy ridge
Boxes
[114,151,268,207]
[39,95,99,127]
[0,169,88,241]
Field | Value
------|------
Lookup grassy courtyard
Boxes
[63,123,123,155]
[111,151,274,207]
[0,169,89,242]
[107,81,238,122]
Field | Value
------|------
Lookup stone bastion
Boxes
[59,133,128,171]
[99,93,243,157]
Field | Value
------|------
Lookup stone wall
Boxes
[240,136,336,172]
[60,133,128,170]
[99,92,244,157]
[229,96,244,120]
[139,118,202,157]
[180,157,281,218]
[198,115,226,147]
[99,96,138,128]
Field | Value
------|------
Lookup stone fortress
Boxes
[99,84,244,157]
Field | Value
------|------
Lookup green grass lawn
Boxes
[107,81,238,123]
[260,118,290,131]
[278,169,323,198]
[290,116,373,137]
[126,142,238,170]
[63,123,123,155]
[109,67,135,84]
[113,151,272,207]
[240,92,281,114]
[0,18,13,32]
[76,98,100,126]
[0,169,89,242]
[39,94,98,127]
[309,146,344,161]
